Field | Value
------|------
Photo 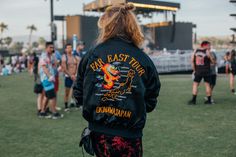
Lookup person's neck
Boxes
[46,52,52,56]
[67,52,72,56]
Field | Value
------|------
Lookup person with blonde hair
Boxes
[73,3,161,157]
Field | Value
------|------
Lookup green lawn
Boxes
[0,73,236,157]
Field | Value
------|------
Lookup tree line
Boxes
[0,22,46,53]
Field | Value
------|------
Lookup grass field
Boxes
[0,73,236,157]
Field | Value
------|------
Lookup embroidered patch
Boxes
[90,53,145,102]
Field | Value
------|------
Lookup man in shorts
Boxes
[61,43,80,111]
[188,41,216,105]
[39,42,63,119]
[33,52,44,116]
[208,50,217,103]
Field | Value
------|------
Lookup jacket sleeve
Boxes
[73,53,89,107]
[145,61,161,113]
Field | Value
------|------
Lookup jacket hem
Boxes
[89,122,143,139]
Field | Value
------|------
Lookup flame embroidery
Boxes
[101,64,120,89]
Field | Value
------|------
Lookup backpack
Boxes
[65,54,77,69]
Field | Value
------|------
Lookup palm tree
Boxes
[0,22,8,48]
[10,42,24,53]
[0,39,3,48]
[32,41,39,49]
[4,36,13,48]
[38,37,46,46]
[27,24,37,50]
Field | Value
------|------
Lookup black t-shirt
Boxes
[194,49,211,76]
[33,56,39,73]
[230,57,236,72]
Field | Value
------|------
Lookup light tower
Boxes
[230,0,236,44]
[45,0,58,43]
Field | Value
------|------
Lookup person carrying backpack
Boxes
[61,43,81,111]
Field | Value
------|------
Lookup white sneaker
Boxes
[204,97,215,103]
[39,112,52,119]
[64,108,70,112]
[75,106,83,110]
[52,113,64,120]
[56,107,62,111]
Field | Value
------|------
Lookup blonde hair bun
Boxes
[125,3,135,11]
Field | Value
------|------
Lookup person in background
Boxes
[32,52,44,116]
[75,41,87,58]
[189,41,215,105]
[11,56,17,68]
[24,54,28,70]
[39,41,63,119]
[61,43,80,111]
[224,51,230,76]
[6,64,13,75]
[1,65,9,76]
[32,52,39,81]
[33,64,44,116]
[0,55,4,73]
[27,54,34,75]
[19,54,24,72]
[53,50,62,108]
[43,49,62,114]
[206,50,217,103]
[229,49,236,94]
[73,4,161,157]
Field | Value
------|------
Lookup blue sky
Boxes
[0,0,235,40]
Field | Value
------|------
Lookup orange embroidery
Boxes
[102,69,135,101]
[101,64,120,89]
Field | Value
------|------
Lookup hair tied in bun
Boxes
[125,3,135,11]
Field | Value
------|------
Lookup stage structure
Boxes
[66,15,99,49]
[65,0,195,50]
[83,0,180,12]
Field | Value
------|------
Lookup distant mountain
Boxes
[11,35,65,48]
[198,35,231,40]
